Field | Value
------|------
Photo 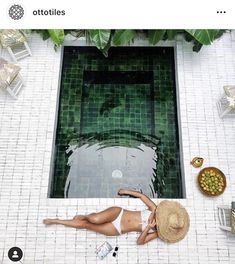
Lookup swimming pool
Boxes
[50,47,183,198]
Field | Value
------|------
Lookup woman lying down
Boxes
[43,189,190,244]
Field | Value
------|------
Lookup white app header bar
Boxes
[0,0,235,28]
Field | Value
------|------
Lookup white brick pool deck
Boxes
[0,32,235,264]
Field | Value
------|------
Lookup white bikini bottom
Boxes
[111,209,123,234]
[111,208,154,235]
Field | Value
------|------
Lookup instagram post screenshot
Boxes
[0,0,235,263]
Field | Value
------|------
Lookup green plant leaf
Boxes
[148,30,166,45]
[88,30,111,50]
[192,42,203,52]
[185,29,223,45]
[33,29,227,55]
[48,29,65,48]
[112,30,136,46]
[65,29,85,38]
[166,30,178,40]
[101,42,111,57]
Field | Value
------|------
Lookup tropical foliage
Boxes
[47,29,65,48]
[32,29,227,55]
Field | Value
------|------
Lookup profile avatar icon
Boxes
[8,5,24,20]
[8,247,23,262]
[12,251,19,258]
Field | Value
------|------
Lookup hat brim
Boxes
[156,200,190,243]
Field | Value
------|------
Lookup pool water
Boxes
[51,47,182,198]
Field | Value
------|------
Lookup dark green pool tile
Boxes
[51,47,182,198]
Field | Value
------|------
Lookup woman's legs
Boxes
[43,218,119,235]
[43,218,83,228]
[43,207,122,236]
[81,207,122,224]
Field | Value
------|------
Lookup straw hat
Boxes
[156,200,190,243]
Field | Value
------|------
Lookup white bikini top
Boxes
[140,209,155,233]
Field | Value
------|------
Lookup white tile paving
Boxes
[0,32,235,264]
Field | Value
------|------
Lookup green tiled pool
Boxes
[50,47,183,198]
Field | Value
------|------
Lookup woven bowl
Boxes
[198,167,226,196]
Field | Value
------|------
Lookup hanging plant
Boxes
[184,29,226,51]
[33,29,228,54]
[148,30,166,45]
[87,29,111,50]
[47,29,65,49]
[112,30,136,45]
[32,29,65,49]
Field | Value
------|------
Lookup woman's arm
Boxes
[118,189,157,210]
[136,221,158,245]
